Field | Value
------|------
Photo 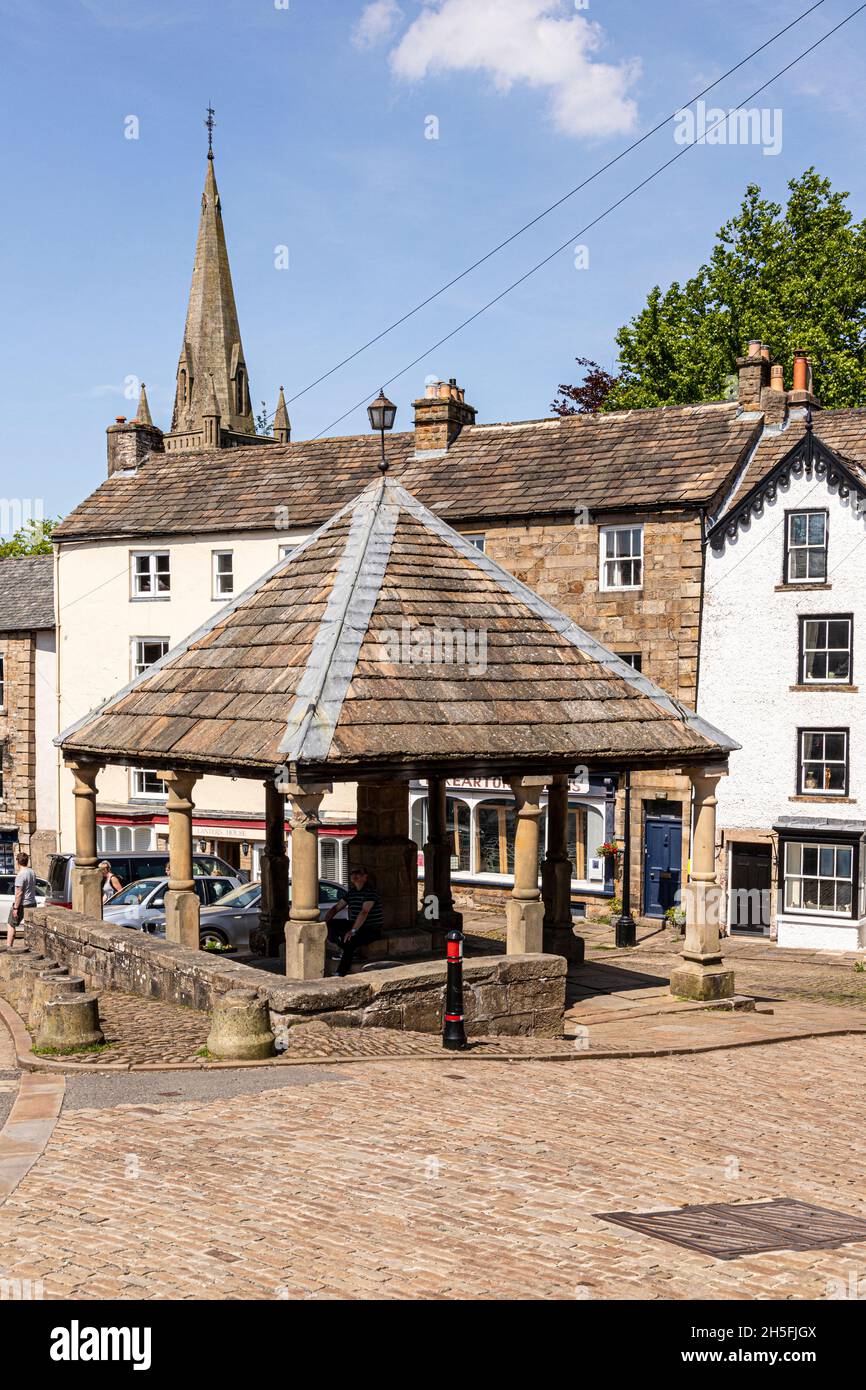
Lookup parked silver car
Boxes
[194,879,347,951]
[0,873,49,919]
[103,874,242,931]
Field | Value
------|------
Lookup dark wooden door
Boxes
[729,843,772,934]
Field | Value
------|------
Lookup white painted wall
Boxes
[55,528,356,847]
[700,458,866,948]
[34,630,57,832]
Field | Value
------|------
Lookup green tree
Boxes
[0,518,59,558]
[587,170,866,412]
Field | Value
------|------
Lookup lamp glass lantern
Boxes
[368,388,397,473]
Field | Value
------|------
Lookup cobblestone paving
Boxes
[1,1035,865,1299]
[597,931,866,1010]
[57,992,210,1068]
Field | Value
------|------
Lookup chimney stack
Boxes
[736,343,770,411]
[106,405,164,478]
[413,377,477,454]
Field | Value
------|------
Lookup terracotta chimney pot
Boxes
[793,351,809,393]
[770,364,784,391]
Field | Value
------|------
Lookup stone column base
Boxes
[72,866,103,919]
[543,925,585,965]
[164,889,200,950]
[669,962,735,1001]
[506,899,545,954]
[285,919,326,980]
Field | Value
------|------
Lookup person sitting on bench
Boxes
[323,867,383,976]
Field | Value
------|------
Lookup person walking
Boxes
[323,867,384,977]
[7,852,37,950]
[99,861,123,904]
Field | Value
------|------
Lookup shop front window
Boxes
[568,803,605,881]
[319,836,344,884]
[411,797,472,872]
[783,840,855,916]
[475,800,546,877]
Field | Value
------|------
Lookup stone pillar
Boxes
[422,775,461,943]
[256,780,289,957]
[347,780,418,932]
[163,771,200,950]
[68,760,103,918]
[670,766,735,1001]
[284,782,329,979]
[506,775,550,954]
[541,774,584,964]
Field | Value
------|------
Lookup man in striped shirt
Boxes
[323,866,384,977]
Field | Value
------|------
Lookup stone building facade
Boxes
[58,144,815,928]
[0,556,57,874]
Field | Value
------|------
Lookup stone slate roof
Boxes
[55,401,759,541]
[720,409,866,515]
[59,479,738,779]
[0,556,55,631]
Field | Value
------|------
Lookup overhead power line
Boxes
[312,1,866,442]
[267,0,828,425]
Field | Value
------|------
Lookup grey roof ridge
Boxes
[278,477,398,763]
[56,493,361,750]
[388,479,740,756]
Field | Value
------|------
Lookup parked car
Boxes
[102,874,242,931]
[45,850,244,909]
[179,878,348,951]
[0,873,50,919]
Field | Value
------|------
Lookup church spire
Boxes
[135,382,153,427]
[273,386,291,444]
[170,113,255,441]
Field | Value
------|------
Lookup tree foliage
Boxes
[556,171,866,413]
[551,357,619,414]
[0,518,58,558]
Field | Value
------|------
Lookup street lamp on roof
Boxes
[368,388,397,474]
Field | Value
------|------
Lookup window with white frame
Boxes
[462,533,486,553]
[132,551,170,598]
[600,525,643,590]
[799,616,852,684]
[212,550,234,599]
[98,824,154,853]
[132,637,169,678]
[616,651,642,672]
[785,511,828,583]
[783,840,854,916]
[798,729,848,796]
[131,768,168,799]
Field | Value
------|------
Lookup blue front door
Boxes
[643,817,682,918]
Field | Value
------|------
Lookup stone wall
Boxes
[0,630,36,855]
[483,510,703,917]
[25,908,567,1039]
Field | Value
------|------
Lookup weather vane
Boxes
[205,104,216,158]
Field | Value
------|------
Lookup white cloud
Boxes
[353,0,404,50]
[386,0,639,139]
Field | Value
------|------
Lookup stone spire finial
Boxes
[202,373,222,448]
[273,386,291,444]
[135,382,153,428]
[169,145,255,442]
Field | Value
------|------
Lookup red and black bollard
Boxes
[442,928,468,1050]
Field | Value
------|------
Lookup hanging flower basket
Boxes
[598,840,622,866]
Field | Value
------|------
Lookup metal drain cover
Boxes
[596,1198,866,1260]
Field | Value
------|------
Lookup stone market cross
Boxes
[57,476,739,1001]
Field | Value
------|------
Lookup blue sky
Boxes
[2,0,865,521]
